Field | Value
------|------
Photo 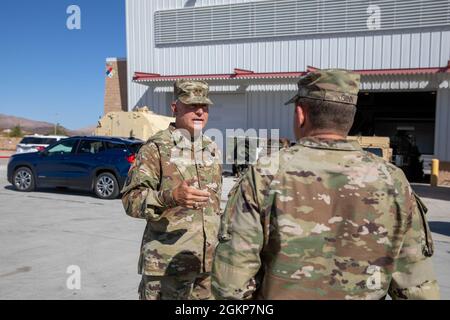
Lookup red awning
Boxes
[133,61,450,84]
[133,68,306,82]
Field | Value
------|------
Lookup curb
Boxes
[0,156,10,159]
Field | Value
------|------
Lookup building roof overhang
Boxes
[133,61,450,90]
[133,68,307,86]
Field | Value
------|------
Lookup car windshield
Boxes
[20,137,57,145]
[47,140,77,155]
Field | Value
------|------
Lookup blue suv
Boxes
[7,136,143,199]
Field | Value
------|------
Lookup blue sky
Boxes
[0,0,126,130]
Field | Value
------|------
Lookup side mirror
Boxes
[40,150,49,156]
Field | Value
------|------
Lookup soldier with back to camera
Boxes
[212,69,439,300]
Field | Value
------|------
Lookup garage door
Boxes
[205,93,247,170]
[350,91,436,181]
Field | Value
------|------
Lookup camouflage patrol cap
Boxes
[174,79,213,105]
[285,69,361,106]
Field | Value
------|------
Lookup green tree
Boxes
[9,125,23,138]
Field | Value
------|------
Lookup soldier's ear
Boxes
[295,105,305,128]
[171,102,177,116]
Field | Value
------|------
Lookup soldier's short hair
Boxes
[297,97,356,135]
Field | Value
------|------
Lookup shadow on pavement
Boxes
[429,221,450,237]
[3,184,99,199]
[411,184,450,202]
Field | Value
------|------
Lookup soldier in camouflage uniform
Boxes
[122,80,222,300]
[212,69,440,300]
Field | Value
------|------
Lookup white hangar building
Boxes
[125,0,450,167]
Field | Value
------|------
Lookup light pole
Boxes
[54,113,59,135]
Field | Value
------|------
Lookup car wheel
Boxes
[94,172,119,200]
[13,167,35,192]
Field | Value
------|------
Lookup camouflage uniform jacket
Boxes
[122,124,222,276]
[212,137,439,300]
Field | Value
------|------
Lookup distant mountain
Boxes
[0,114,96,136]
[0,113,54,132]
[71,125,97,136]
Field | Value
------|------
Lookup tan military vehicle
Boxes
[95,107,174,141]
[348,136,393,162]
[226,135,392,176]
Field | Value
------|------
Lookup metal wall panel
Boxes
[154,0,450,45]
[435,89,450,161]
[127,0,450,111]
[246,91,296,140]
[126,0,450,156]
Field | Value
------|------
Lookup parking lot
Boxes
[1,157,449,300]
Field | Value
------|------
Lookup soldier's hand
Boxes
[172,179,210,209]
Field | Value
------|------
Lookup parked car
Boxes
[16,135,68,154]
[7,136,143,199]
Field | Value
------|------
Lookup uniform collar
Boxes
[297,136,362,151]
[169,123,213,150]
